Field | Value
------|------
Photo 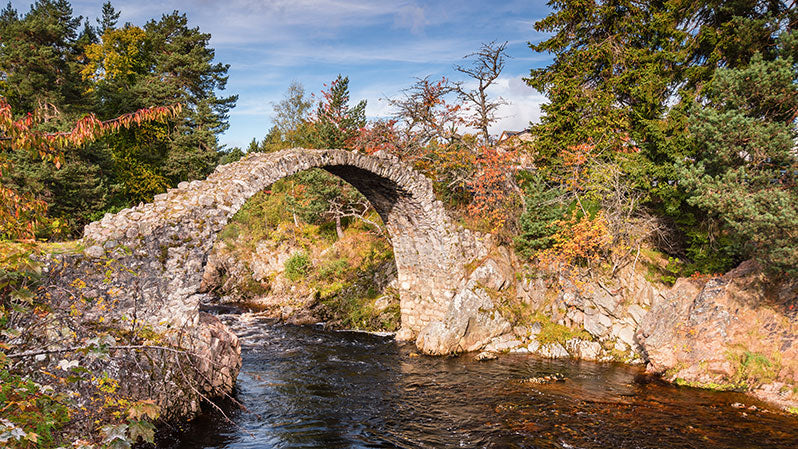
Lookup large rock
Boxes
[538,342,569,358]
[416,282,511,355]
[638,260,798,408]
[122,312,242,420]
[469,247,515,292]
[566,338,602,361]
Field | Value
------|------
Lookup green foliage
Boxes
[283,170,342,224]
[318,258,350,279]
[309,74,366,149]
[0,369,71,448]
[216,177,399,332]
[533,313,592,346]
[314,243,399,332]
[284,251,311,281]
[681,224,740,275]
[514,171,567,257]
[0,2,236,238]
[526,0,796,274]
[97,1,120,35]
[649,256,682,286]
[272,81,314,147]
[673,377,748,392]
[727,348,782,387]
[218,146,245,165]
[679,37,798,275]
[0,0,87,114]
[0,241,165,447]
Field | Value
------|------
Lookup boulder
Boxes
[416,283,511,355]
[483,334,524,353]
[538,342,569,359]
[638,260,798,409]
[566,338,602,361]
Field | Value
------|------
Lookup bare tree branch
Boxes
[454,41,510,144]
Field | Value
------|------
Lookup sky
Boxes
[12,0,554,149]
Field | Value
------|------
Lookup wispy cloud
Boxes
[11,0,552,147]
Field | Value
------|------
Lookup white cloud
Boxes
[488,75,546,133]
[10,0,552,146]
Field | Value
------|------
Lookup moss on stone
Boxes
[531,312,592,346]
[673,378,748,392]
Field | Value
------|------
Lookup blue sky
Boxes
[12,0,554,149]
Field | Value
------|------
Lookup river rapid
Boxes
[161,309,798,449]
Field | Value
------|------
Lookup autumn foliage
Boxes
[537,210,612,273]
[350,119,401,155]
[0,98,182,240]
[467,147,518,233]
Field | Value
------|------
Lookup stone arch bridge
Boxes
[77,149,510,353]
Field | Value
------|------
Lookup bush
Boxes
[317,258,349,279]
[284,251,311,281]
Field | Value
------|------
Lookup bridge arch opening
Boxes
[199,166,401,328]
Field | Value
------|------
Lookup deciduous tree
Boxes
[0,98,181,239]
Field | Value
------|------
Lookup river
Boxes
[161,310,798,448]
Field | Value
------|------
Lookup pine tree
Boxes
[525,0,796,272]
[1,3,237,236]
[97,1,119,34]
[680,32,798,274]
[311,75,366,149]
[142,11,237,182]
[82,10,238,194]
[0,0,86,114]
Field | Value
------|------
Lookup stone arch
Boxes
[81,149,488,339]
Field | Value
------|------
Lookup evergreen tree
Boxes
[97,1,119,34]
[680,32,798,274]
[82,10,238,198]
[0,0,86,115]
[524,0,796,272]
[311,75,366,149]
[1,3,236,236]
[142,11,237,182]
[514,173,567,257]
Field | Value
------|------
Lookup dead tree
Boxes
[326,197,390,243]
[455,41,509,144]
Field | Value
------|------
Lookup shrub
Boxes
[284,251,311,281]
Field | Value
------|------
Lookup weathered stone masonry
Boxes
[80,148,492,343]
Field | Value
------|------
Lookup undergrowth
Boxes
[217,176,401,332]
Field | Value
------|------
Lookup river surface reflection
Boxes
[163,312,798,448]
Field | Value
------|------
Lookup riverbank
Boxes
[2,231,795,448]
[0,241,241,448]
[205,223,798,413]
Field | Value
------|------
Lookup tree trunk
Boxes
[335,214,344,239]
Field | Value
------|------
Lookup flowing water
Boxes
[162,310,798,448]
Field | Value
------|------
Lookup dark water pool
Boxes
[161,313,798,448]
